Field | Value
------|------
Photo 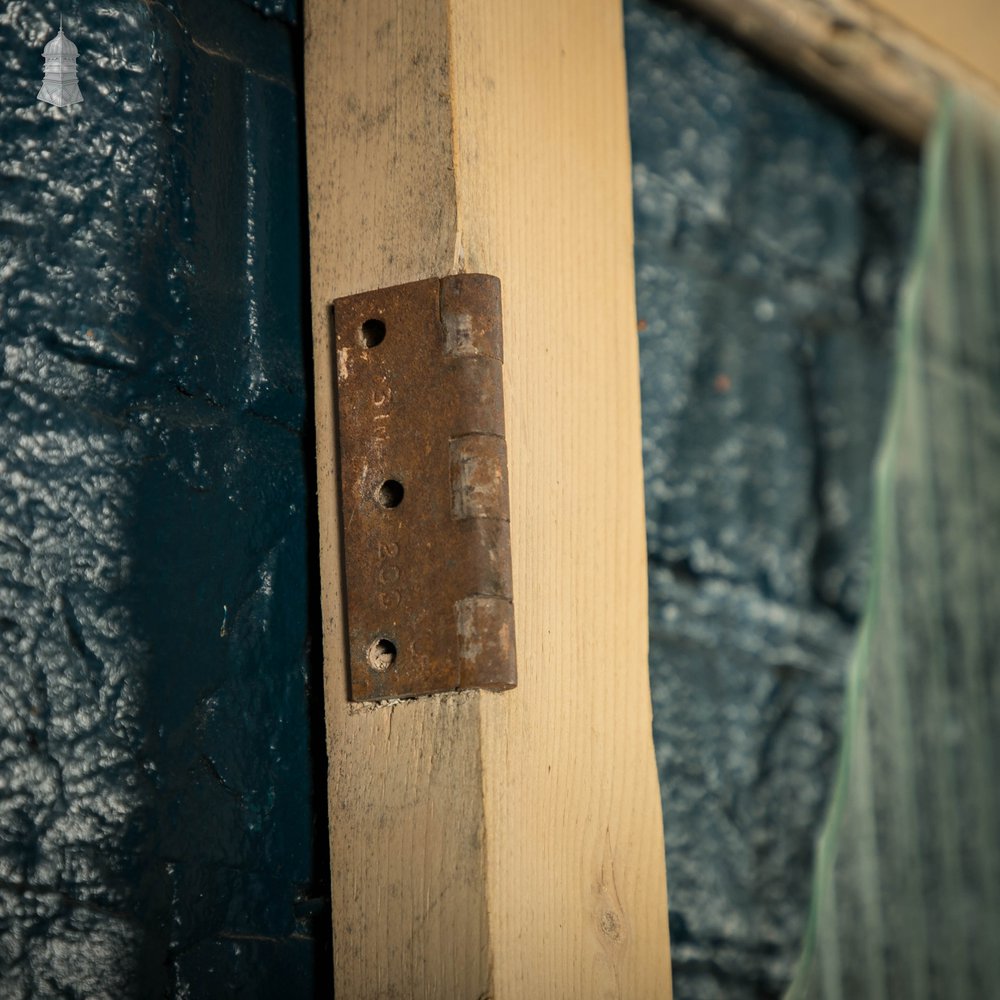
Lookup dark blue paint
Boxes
[0,1,328,996]
[625,2,918,996]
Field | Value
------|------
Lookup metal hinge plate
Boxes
[332,274,517,701]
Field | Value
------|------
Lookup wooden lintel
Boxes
[675,0,1000,145]
[304,2,672,997]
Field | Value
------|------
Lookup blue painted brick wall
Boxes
[626,2,919,995]
[0,3,328,996]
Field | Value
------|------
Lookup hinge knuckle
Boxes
[332,274,517,701]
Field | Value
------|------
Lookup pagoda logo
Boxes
[37,17,83,107]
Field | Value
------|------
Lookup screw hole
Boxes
[376,479,404,508]
[367,637,397,672]
[360,318,386,348]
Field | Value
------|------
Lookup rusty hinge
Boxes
[332,274,517,701]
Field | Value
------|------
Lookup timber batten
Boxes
[305,0,672,996]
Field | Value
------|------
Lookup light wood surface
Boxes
[450,2,671,996]
[304,4,490,997]
[676,0,1000,144]
[304,1,672,997]
[868,0,1000,93]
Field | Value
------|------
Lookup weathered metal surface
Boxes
[333,274,517,701]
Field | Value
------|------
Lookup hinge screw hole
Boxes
[376,479,404,508]
[360,318,386,348]
[367,637,397,672]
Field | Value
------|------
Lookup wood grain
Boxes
[305,4,490,997]
[675,0,1000,144]
[304,1,671,996]
[449,2,671,996]
[867,0,1000,93]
